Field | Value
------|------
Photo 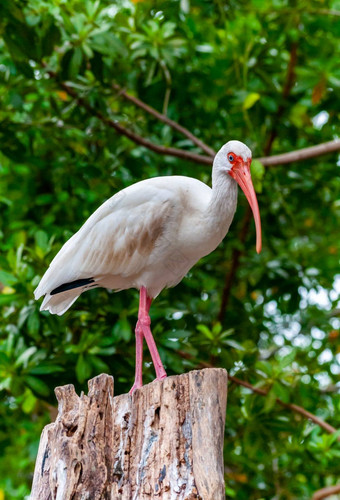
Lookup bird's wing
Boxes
[34,181,179,298]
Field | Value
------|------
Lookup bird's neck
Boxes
[205,167,238,237]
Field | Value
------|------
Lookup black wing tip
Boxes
[50,278,95,295]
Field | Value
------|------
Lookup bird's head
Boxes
[214,140,262,253]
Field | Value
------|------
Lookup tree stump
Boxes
[31,368,228,500]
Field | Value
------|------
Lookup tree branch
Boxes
[112,84,340,165]
[228,376,339,437]
[312,484,340,500]
[313,8,340,17]
[258,140,340,166]
[51,73,213,166]
[91,106,212,165]
[112,83,216,156]
[45,69,340,168]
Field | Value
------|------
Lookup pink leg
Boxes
[129,287,167,393]
[129,321,144,394]
[139,287,167,381]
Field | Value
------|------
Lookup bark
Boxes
[312,483,340,500]
[31,368,228,500]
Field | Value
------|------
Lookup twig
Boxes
[228,376,339,437]
[178,350,339,438]
[112,83,216,156]
[312,483,340,500]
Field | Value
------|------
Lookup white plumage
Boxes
[35,176,232,312]
[34,140,261,390]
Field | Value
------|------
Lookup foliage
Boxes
[0,0,339,498]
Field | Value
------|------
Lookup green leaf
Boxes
[22,389,37,413]
[0,377,12,391]
[225,339,245,351]
[61,48,84,80]
[263,388,277,413]
[112,318,132,342]
[251,160,265,194]
[0,270,18,287]
[41,17,61,57]
[279,349,296,369]
[90,33,125,56]
[76,354,92,383]
[196,324,213,339]
[34,230,49,253]
[256,360,273,377]
[15,347,37,368]
[272,381,290,403]
[27,312,40,337]
[89,355,109,373]
[243,92,260,110]
[26,376,50,397]
[212,322,222,335]
[29,364,64,375]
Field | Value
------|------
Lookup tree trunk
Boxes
[31,368,228,500]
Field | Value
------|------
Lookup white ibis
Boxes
[34,140,261,392]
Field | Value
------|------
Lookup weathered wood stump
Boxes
[31,368,228,499]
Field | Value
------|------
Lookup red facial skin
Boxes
[227,153,262,253]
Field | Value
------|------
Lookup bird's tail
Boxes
[39,290,80,316]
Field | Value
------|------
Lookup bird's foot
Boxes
[129,381,142,395]
[129,374,167,394]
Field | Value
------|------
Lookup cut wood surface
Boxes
[31,368,228,500]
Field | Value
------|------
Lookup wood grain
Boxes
[31,369,228,499]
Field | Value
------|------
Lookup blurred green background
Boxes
[0,0,339,498]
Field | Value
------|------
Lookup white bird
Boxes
[34,140,262,392]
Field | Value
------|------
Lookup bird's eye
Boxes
[228,154,235,163]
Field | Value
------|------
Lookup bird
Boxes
[34,140,262,392]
